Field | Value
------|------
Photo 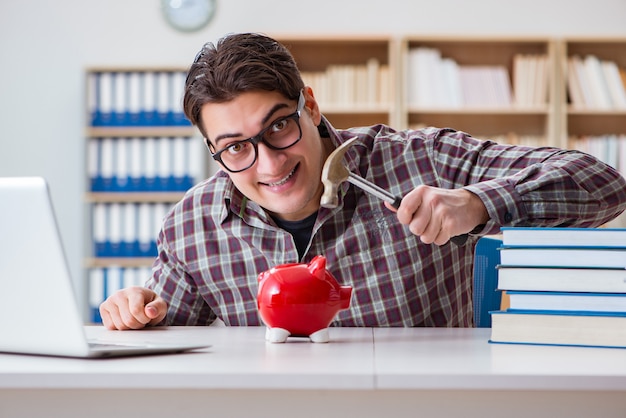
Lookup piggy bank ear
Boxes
[308,255,327,280]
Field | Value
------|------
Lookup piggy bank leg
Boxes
[309,328,330,343]
[266,327,290,343]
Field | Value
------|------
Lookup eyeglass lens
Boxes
[217,116,302,172]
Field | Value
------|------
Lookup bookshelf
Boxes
[276,36,398,128]
[560,38,626,227]
[399,36,559,147]
[84,66,207,322]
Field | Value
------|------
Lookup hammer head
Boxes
[320,137,358,208]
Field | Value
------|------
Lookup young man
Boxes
[100,33,626,330]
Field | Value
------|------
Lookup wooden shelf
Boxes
[85,192,185,203]
[86,126,198,138]
[85,258,155,268]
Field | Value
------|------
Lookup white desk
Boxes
[1,326,625,418]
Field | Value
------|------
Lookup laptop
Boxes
[0,177,209,358]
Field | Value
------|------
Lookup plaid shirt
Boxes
[147,121,626,327]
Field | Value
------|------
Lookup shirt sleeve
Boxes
[427,129,626,234]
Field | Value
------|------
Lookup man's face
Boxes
[201,89,329,221]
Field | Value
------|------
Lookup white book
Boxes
[172,137,187,179]
[108,203,122,250]
[507,290,626,313]
[171,71,186,114]
[113,72,128,115]
[512,54,528,106]
[153,204,169,237]
[490,310,626,348]
[497,266,626,293]
[138,267,153,286]
[584,54,612,109]
[100,138,115,180]
[366,58,379,105]
[137,203,153,254]
[408,47,439,107]
[87,139,99,180]
[378,65,391,106]
[601,60,626,109]
[128,72,142,115]
[157,137,172,179]
[566,57,586,108]
[114,139,129,187]
[189,137,207,178]
[122,203,136,246]
[143,137,157,181]
[89,269,105,309]
[142,71,156,115]
[87,72,98,117]
[129,137,143,180]
[92,203,107,244]
[501,226,626,247]
[105,267,123,298]
[441,58,462,108]
[571,55,595,108]
[98,72,113,114]
[499,246,626,268]
[122,268,138,289]
[156,72,170,114]
[533,55,549,105]
[492,66,513,106]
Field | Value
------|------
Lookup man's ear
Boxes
[302,86,322,126]
[204,137,215,153]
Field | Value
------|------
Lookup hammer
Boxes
[320,137,468,245]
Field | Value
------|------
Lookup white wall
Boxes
[1,0,625,312]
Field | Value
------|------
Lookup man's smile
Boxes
[260,163,299,187]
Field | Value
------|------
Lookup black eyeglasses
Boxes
[207,91,305,173]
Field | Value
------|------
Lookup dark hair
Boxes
[183,33,305,138]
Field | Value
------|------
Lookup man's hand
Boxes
[386,185,489,246]
[99,287,167,330]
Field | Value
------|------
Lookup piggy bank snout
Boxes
[339,286,352,310]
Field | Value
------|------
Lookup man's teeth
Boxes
[267,167,296,187]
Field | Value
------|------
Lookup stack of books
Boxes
[490,227,626,349]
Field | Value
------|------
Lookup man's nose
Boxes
[255,141,288,171]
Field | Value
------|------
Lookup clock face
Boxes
[161,0,217,32]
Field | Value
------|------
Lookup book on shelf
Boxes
[87,136,204,193]
[566,54,626,110]
[489,309,626,349]
[500,226,626,247]
[496,265,626,293]
[407,47,517,108]
[300,59,390,108]
[92,202,170,258]
[506,290,626,312]
[512,54,549,107]
[88,70,190,127]
[499,246,626,268]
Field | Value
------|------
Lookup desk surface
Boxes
[2,326,626,391]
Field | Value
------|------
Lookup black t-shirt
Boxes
[271,211,318,260]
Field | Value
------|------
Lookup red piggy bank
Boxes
[257,255,352,343]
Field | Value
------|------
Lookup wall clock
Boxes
[161,0,217,32]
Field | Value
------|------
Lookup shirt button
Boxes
[504,212,513,223]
